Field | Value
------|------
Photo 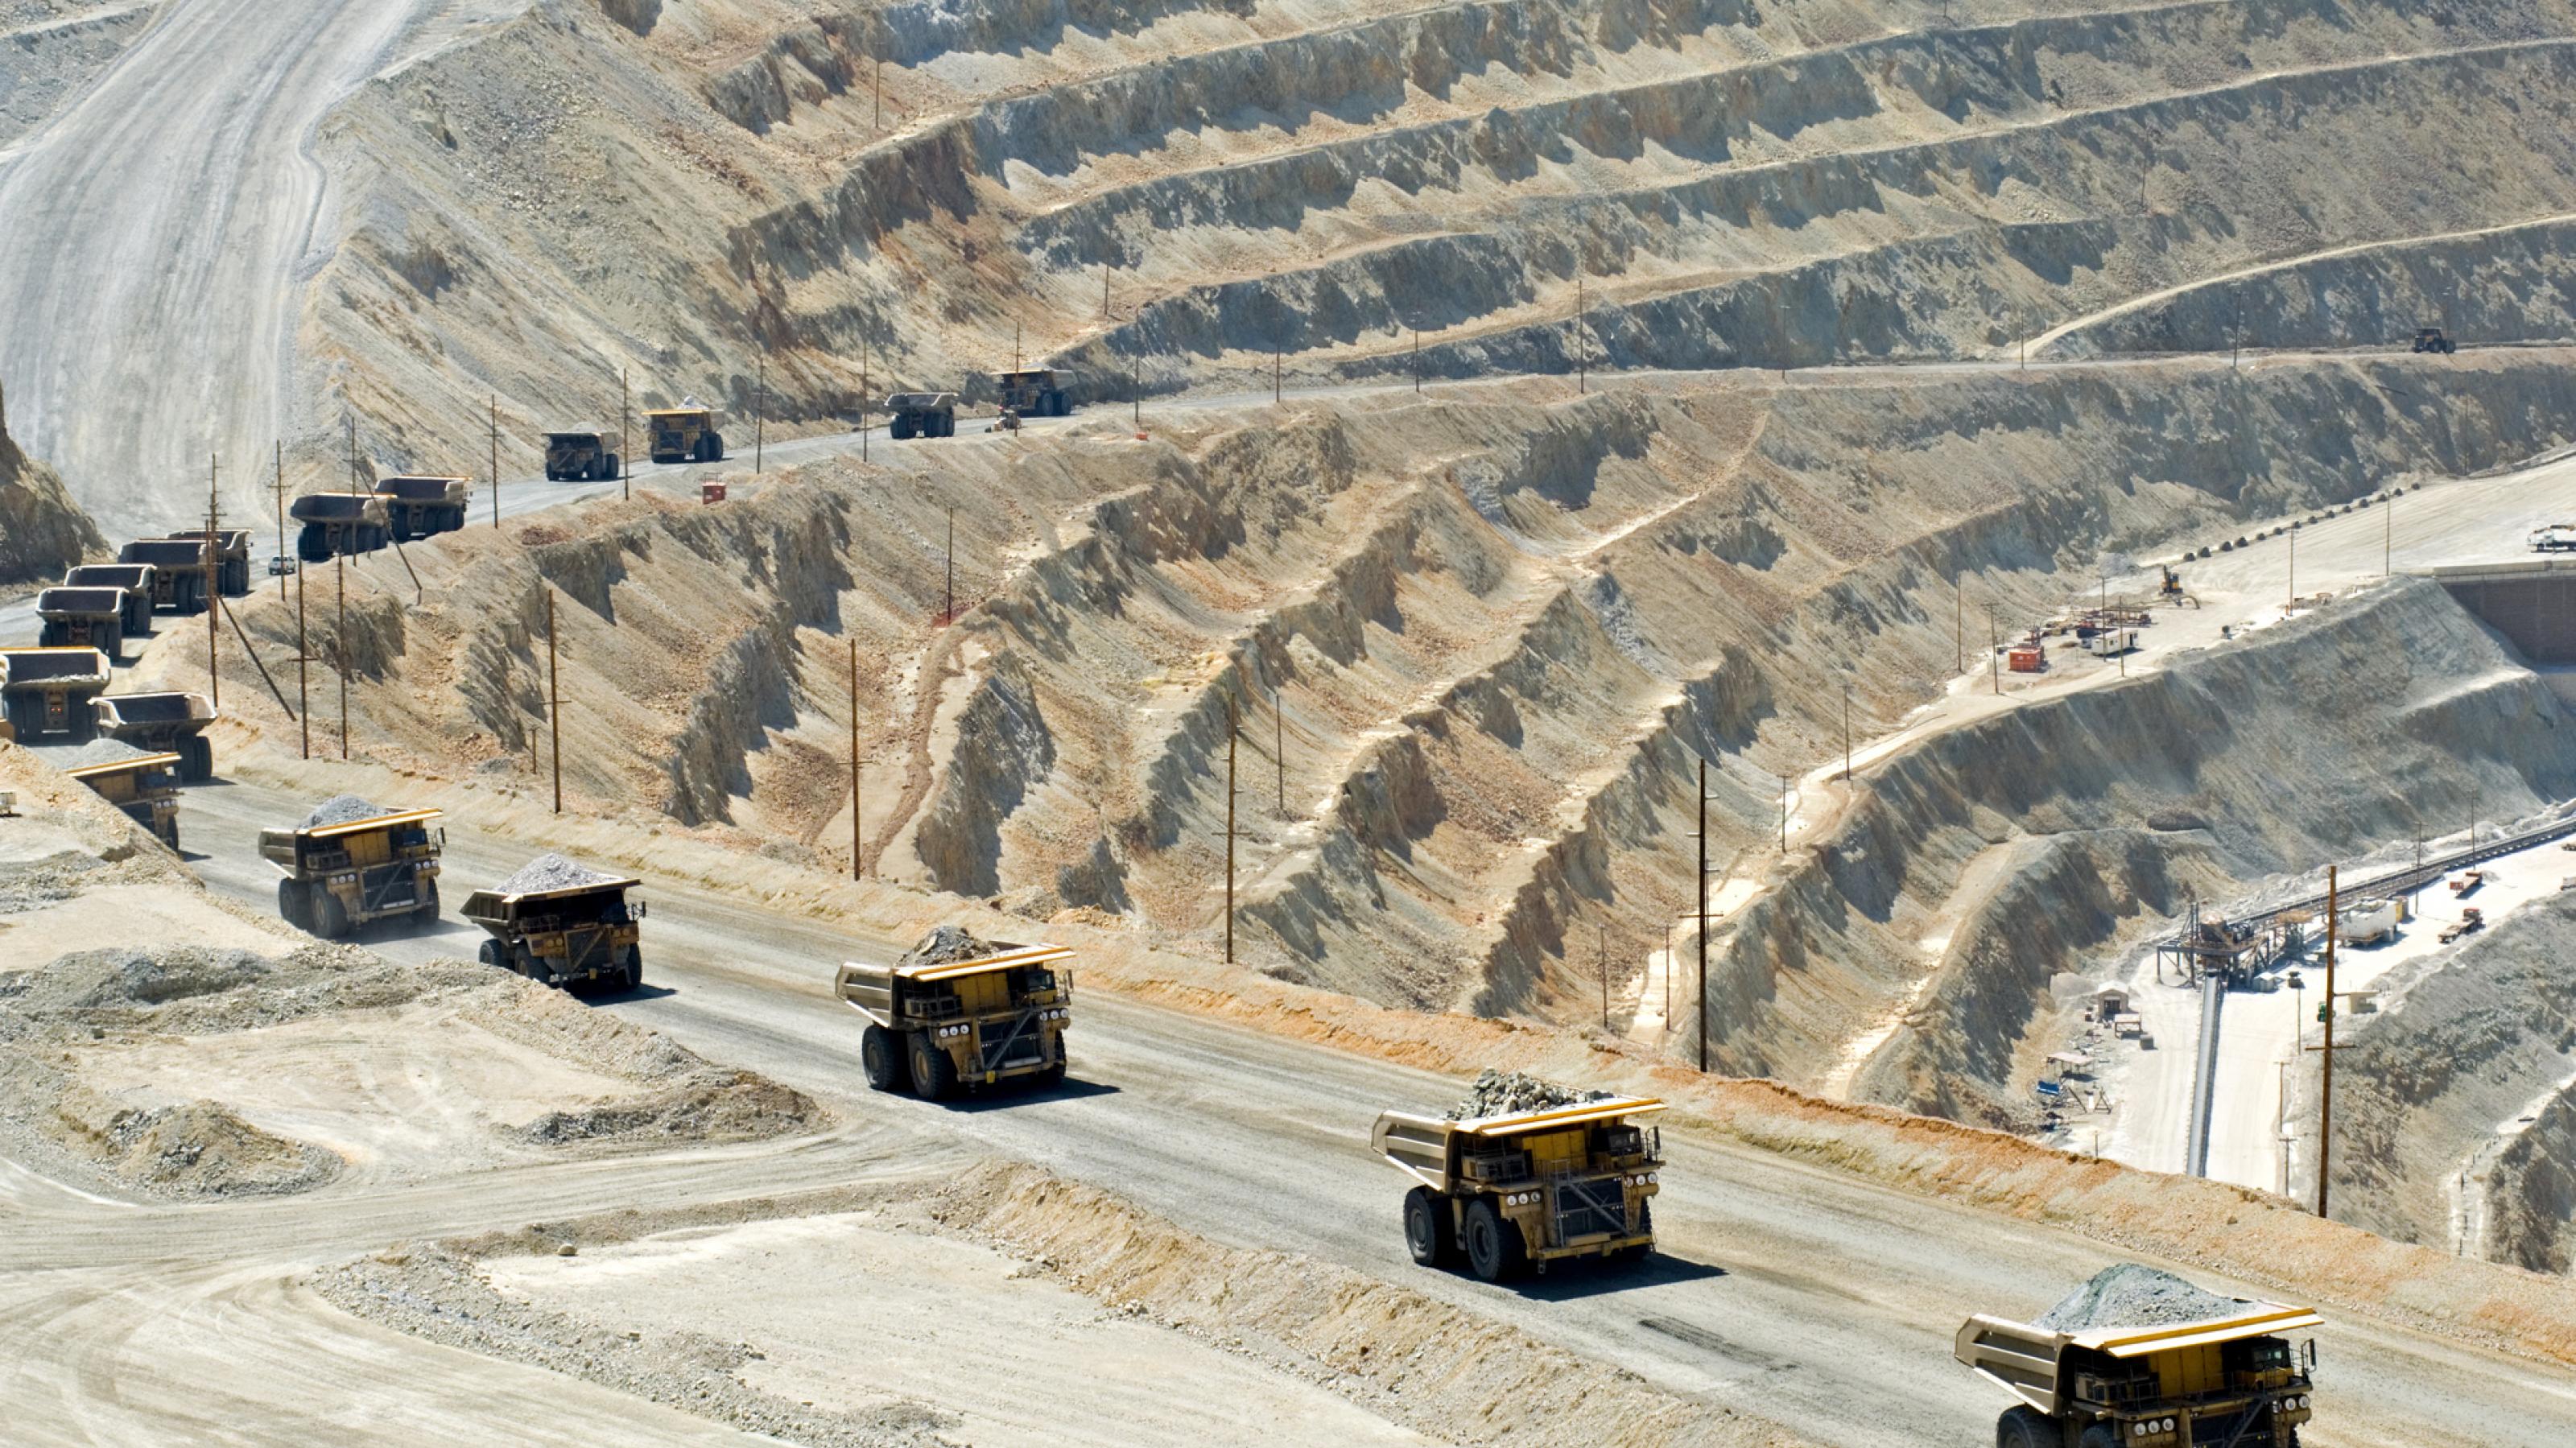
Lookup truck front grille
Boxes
[1551,1177,1628,1241]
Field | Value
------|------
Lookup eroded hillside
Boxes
[0,379,104,587]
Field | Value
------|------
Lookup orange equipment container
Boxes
[2008,646,2046,673]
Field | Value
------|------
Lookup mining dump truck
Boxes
[1371,1093,1663,1281]
[35,586,130,655]
[62,564,157,635]
[460,854,646,991]
[61,742,182,849]
[646,407,724,464]
[2411,326,2458,355]
[163,529,253,596]
[994,368,1077,418]
[0,646,110,742]
[291,493,392,562]
[373,476,471,540]
[886,392,959,439]
[1958,1265,2321,1448]
[836,938,1073,1099]
[543,431,620,481]
[116,538,212,614]
[93,692,217,782]
[259,801,444,937]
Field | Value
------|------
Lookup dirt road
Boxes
[24,774,2546,1446]
[0,0,461,538]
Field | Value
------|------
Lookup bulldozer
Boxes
[994,368,1078,418]
[1371,1094,1663,1281]
[543,431,621,481]
[836,939,1073,1099]
[1957,1274,2321,1448]
[63,564,157,636]
[373,476,471,539]
[886,392,959,439]
[291,493,392,562]
[646,407,725,464]
[259,805,444,938]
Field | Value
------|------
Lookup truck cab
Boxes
[836,941,1072,1099]
[1372,1095,1663,1281]
[1958,1298,2321,1446]
[646,408,724,464]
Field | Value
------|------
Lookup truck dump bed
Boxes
[290,493,388,522]
[0,647,112,688]
[258,807,445,865]
[1955,1303,2325,1416]
[38,588,127,616]
[374,475,469,502]
[95,692,215,728]
[118,538,209,567]
[66,564,151,590]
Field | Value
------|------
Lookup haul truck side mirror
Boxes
[2304,1338,2318,1368]
[436,827,447,848]
[634,900,648,919]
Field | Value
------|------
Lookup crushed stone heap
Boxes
[1444,1068,1614,1121]
[494,853,625,897]
[302,794,386,830]
[2034,1264,2245,1331]
[896,923,1001,969]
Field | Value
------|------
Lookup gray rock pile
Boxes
[495,852,626,896]
[303,794,386,829]
[896,924,1004,969]
[1444,1068,1613,1121]
[2034,1264,2245,1331]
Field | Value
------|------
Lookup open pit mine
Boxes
[7,1,2576,1443]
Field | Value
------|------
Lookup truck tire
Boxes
[2076,1425,2119,1448]
[605,452,621,478]
[891,415,916,440]
[1404,1187,1455,1268]
[941,413,958,437]
[617,947,642,993]
[314,889,349,940]
[908,1031,956,1102]
[1034,1054,1067,1088]
[861,1025,909,1091]
[514,944,549,984]
[38,621,64,647]
[412,877,440,926]
[299,526,330,563]
[180,735,213,783]
[1996,1407,2051,1448]
[479,939,504,970]
[277,880,306,931]
[1463,1198,1523,1282]
[101,619,123,658]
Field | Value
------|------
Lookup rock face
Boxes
[0,378,105,587]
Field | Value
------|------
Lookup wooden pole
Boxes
[295,552,309,759]
[943,505,955,625]
[547,588,562,815]
[1225,697,1237,965]
[205,456,220,710]
[1988,604,2001,695]
[1414,328,1422,393]
[1841,683,1852,782]
[1575,273,1586,396]
[490,394,501,529]
[621,367,630,501]
[1274,687,1285,813]
[1599,922,1608,1030]
[754,355,765,474]
[217,593,295,725]
[274,441,287,599]
[850,638,865,881]
[336,547,349,760]
[2318,865,2339,1219]
[860,341,869,464]
[2289,522,2297,606]
[1696,758,1709,1072]
[1274,342,1282,406]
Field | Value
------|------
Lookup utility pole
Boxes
[1274,687,1285,813]
[2288,522,2296,605]
[1225,696,1237,965]
[861,340,870,464]
[1013,320,1022,377]
[1697,757,1710,1073]
[544,589,563,814]
[347,414,357,491]
[2317,865,2339,1219]
[754,356,766,474]
[621,367,630,501]
[1599,923,1609,1031]
[1780,770,1788,853]
[205,456,221,711]
[943,505,956,625]
[490,394,501,529]
[1414,328,1422,393]
[2385,489,2393,575]
[273,441,288,599]
[1988,604,2001,695]
[295,547,310,759]
[1102,259,1111,320]
[850,638,865,881]
[1575,272,1587,396]
[1274,341,1282,406]
[873,56,882,131]
[1955,576,1963,675]
[336,546,349,760]
[865,638,876,881]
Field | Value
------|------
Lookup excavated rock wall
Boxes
[0,378,105,586]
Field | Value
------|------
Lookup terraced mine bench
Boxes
[93,691,217,782]
[0,646,110,742]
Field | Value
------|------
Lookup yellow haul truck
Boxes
[461,855,646,991]
[0,646,110,742]
[1957,1279,2322,1447]
[836,941,1072,1099]
[93,691,217,782]
[63,563,158,635]
[646,407,725,464]
[1371,1095,1663,1281]
[259,807,445,938]
[162,528,254,596]
[64,745,182,849]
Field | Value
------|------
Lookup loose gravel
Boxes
[1445,1068,1613,1121]
[2035,1264,2247,1331]
[894,923,1003,969]
[494,852,626,897]
[302,794,386,829]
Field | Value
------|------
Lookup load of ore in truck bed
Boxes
[494,852,626,897]
[895,923,1005,970]
[2033,1264,2247,1331]
[303,794,386,830]
[1444,1068,1615,1121]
